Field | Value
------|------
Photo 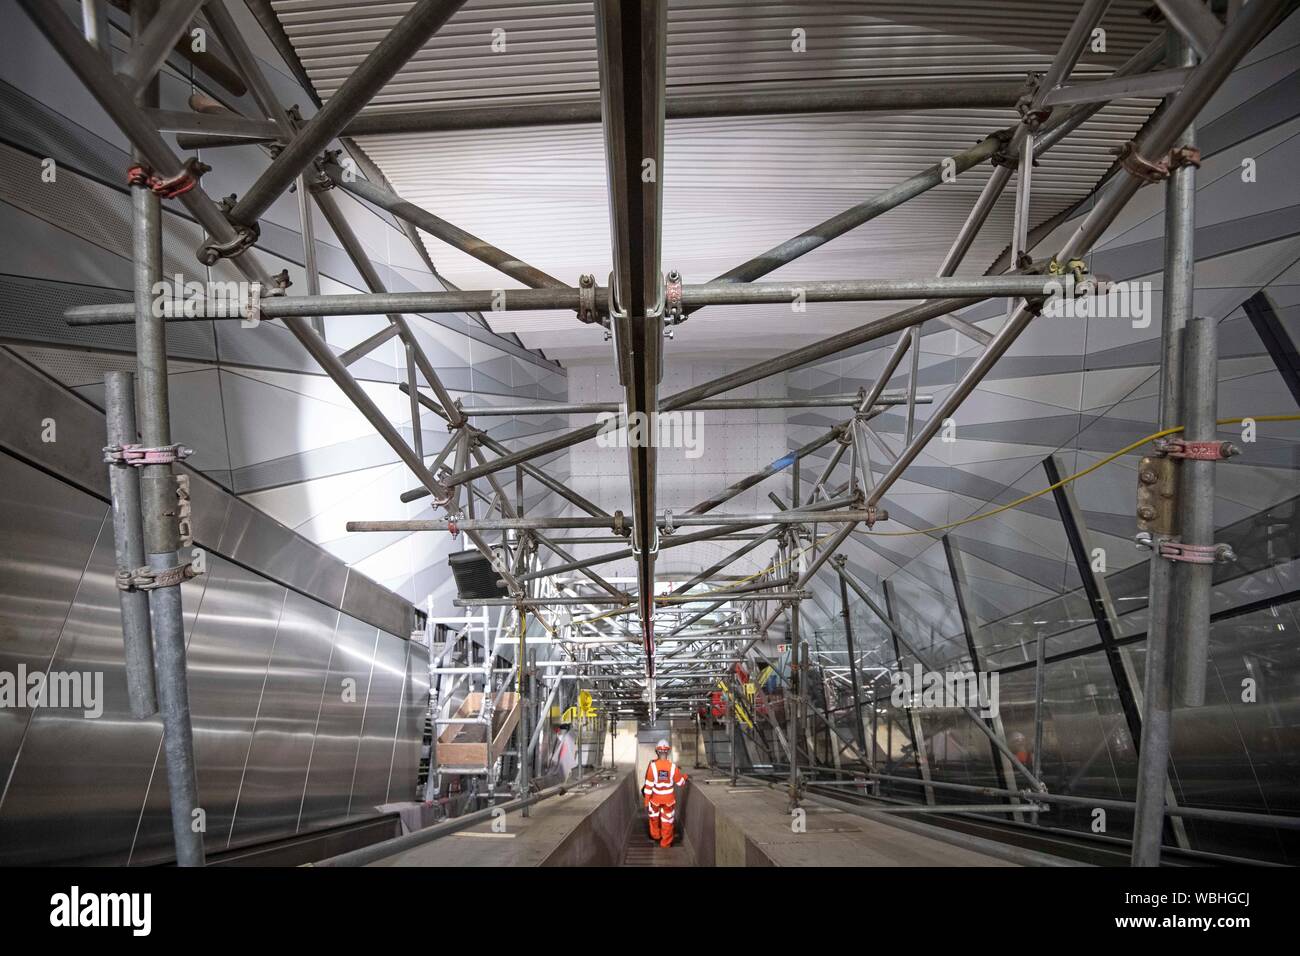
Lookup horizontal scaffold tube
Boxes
[347,509,885,533]
[63,276,1054,324]
[175,81,1031,147]
[513,496,856,584]
[460,391,930,415]
[342,82,1029,135]
[453,592,810,608]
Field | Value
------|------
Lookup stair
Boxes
[619,815,694,867]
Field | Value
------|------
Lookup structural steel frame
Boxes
[28,0,1290,866]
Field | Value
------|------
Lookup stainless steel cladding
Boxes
[0,353,426,865]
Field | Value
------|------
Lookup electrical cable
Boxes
[562,414,1300,625]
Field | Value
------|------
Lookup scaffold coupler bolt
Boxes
[577,273,599,324]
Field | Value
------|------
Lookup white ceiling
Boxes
[273,0,1162,359]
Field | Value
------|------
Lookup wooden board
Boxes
[436,692,522,769]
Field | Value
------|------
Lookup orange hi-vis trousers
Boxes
[647,802,677,848]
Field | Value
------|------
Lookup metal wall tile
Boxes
[388,640,430,804]
[298,613,378,830]
[347,631,408,817]
[218,498,350,610]
[0,515,197,865]
[133,557,285,860]
[0,458,109,851]
[227,590,337,848]
[341,567,414,639]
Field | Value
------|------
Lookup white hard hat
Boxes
[656,739,670,751]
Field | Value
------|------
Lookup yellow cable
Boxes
[565,414,1299,622]
[859,414,1298,538]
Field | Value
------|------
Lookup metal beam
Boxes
[1154,0,1224,58]
[433,295,984,489]
[348,509,884,533]
[864,0,1288,514]
[321,160,567,292]
[1044,455,1145,758]
[14,0,451,510]
[1042,66,1191,107]
[130,0,204,867]
[66,276,1053,324]
[455,392,926,416]
[838,565,1045,792]
[1242,291,1300,406]
[594,0,668,678]
[335,81,1030,137]
[228,0,467,228]
[686,423,847,516]
[705,132,1010,290]
[118,0,206,97]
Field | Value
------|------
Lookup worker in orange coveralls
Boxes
[643,739,688,848]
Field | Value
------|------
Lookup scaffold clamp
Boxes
[116,561,200,592]
[665,270,684,324]
[1154,438,1239,461]
[198,221,260,266]
[1114,142,1202,184]
[103,442,193,466]
[128,157,209,199]
[1158,541,1236,565]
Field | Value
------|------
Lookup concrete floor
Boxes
[361,766,1019,867]
[690,772,1018,866]
[367,774,624,867]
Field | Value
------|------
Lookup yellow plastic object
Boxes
[715,679,754,729]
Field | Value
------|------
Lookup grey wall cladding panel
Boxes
[133,556,285,862]
[388,640,430,804]
[0,457,108,842]
[0,454,210,865]
[342,568,414,640]
[348,632,408,818]
[0,77,126,185]
[0,350,414,625]
[219,498,349,611]
[298,614,378,830]
[0,514,206,865]
[0,348,115,498]
[227,590,337,848]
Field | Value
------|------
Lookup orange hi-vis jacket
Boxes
[643,757,687,806]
